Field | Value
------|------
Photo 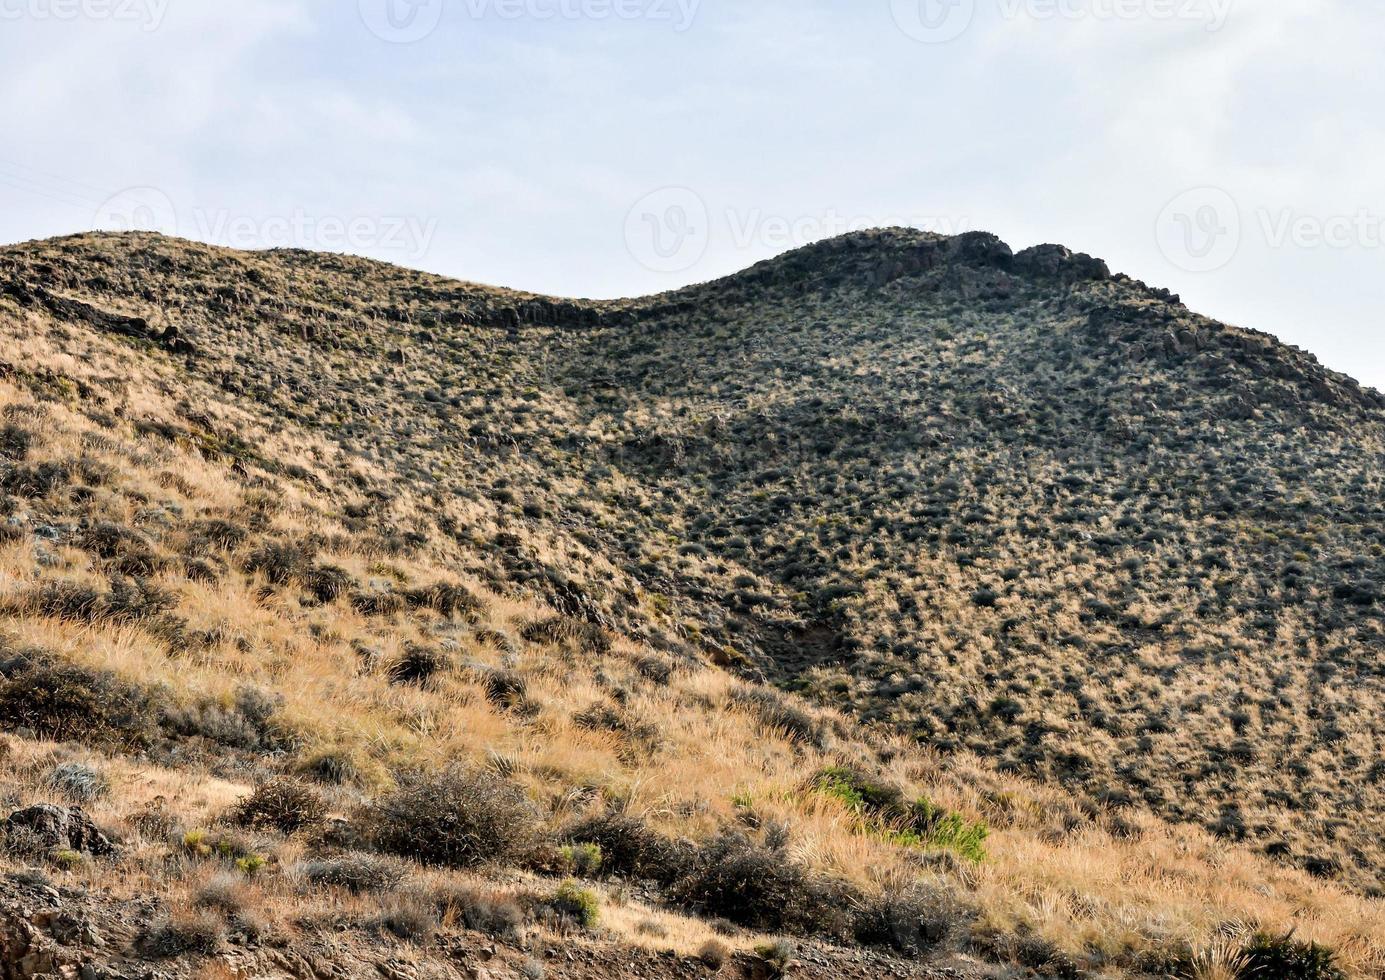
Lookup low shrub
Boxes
[369,895,438,942]
[561,811,693,885]
[139,911,225,958]
[242,541,313,586]
[558,842,603,877]
[520,616,611,655]
[404,582,481,619]
[731,686,829,749]
[671,832,853,937]
[301,564,355,605]
[435,883,527,938]
[697,939,730,969]
[0,423,32,461]
[851,886,959,957]
[361,767,541,868]
[387,645,448,686]
[47,761,110,803]
[546,880,600,930]
[0,653,160,747]
[1241,932,1346,980]
[301,853,406,894]
[231,777,327,833]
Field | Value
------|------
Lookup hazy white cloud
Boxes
[0,0,1380,388]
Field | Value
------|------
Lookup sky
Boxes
[1,0,1382,390]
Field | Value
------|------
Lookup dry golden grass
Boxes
[2,234,1384,977]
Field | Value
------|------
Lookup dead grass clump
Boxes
[435,883,528,938]
[300,853,406,894]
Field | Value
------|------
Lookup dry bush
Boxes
[230,777,327,833]
[360,768,542,868]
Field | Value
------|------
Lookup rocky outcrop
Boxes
[0,282,194,356]
[3,806,117,858]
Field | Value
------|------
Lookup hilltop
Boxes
[0,229,1381,979]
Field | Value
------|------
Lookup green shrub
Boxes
[547,880,600,929]
[361,767,541,868]
[904,799,989,863]
[1241,932,1346,980]
[559,842,603,877]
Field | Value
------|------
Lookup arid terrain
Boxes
[0,229,1381,979]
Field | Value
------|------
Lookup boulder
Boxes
[3,806,116,857]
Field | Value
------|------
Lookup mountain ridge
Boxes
[0,227,1382,976]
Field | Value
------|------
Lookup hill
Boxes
[0,229,1381,979]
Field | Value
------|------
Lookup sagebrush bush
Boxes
[361,767,541,868]
[47,760,111,803]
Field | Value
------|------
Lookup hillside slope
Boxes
[0,230,1381,978]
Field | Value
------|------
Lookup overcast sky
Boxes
[1,0,1381,390]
